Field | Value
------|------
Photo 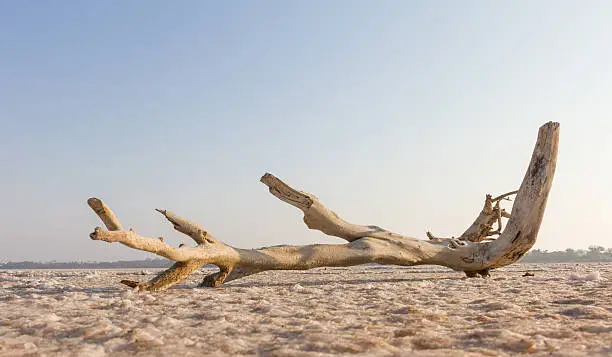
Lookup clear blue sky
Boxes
[1,1,611,261]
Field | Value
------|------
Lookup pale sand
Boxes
[0,263,610,356]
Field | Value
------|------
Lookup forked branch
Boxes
[88,122,559,291]
[426,189,518,243]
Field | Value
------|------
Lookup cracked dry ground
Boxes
[0,263,610,357]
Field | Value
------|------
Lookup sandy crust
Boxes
[0,263,610,356]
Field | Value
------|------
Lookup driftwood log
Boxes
[88,122,559,291]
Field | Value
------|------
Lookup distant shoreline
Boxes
[1,253,611,270]
[0,259,174,270]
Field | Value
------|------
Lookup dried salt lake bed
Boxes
[0,264,610,357]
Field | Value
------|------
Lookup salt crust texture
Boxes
[0,263,610,357]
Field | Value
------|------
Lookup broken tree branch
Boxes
[427,189,518,243]
[87,198,123,231]
[155,209,219,245]
[491,190,519,202]
[260,173,402,243]
[88,122,559,290]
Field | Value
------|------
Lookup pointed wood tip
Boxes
[260,173,276,185]
[120,280,140,288]
[87,197,103,209]
[89,227,102,240]
[539,122,560,135]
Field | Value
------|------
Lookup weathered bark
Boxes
[88,122,559,291]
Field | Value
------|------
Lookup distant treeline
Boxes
[0,258,172,270]
[520,246,612,263]
[1,247,611,269]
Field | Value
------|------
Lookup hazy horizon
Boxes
[2,245,612,265]
[1,1,611,261]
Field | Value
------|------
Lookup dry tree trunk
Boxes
[88,122,559,291]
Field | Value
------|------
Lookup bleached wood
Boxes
[88,122,559,290]
[87,198,123,231]
[427,189,518,243]
[155,209,219,245]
